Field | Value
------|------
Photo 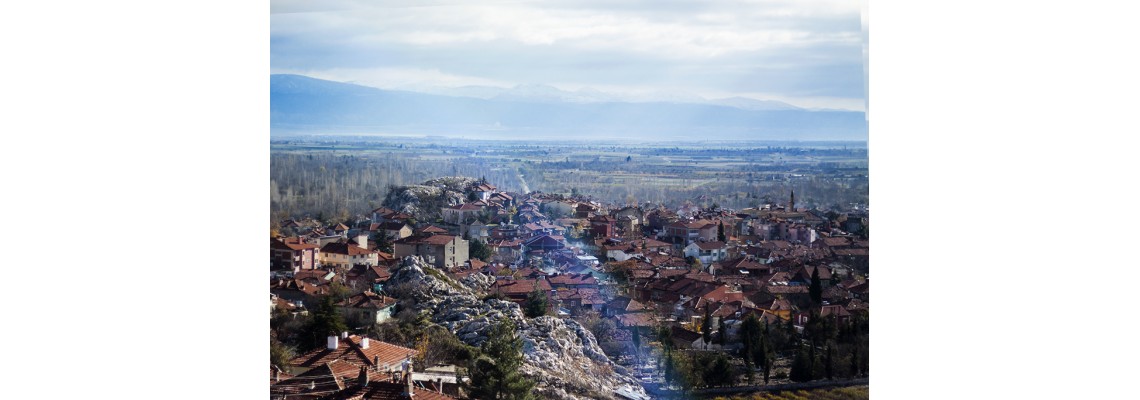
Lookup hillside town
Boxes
[270,177,869,400]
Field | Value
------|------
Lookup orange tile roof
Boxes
[291,336,417,369]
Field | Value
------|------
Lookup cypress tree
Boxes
[809,267,823,304]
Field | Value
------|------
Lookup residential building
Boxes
[393,234,469,269]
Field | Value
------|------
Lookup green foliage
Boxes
[523,286,549,318]
[809,267,822,304]
[465,320,536,400]
[301,295,348,351]
[718,318,727,345]
[270,338,296,371]
[789,346,814,382]
[718,222,727,242]
[370,230,393,253]
[657,325,674,354]
[469,238,492,262]
[415,325,477,369]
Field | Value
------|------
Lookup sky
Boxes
[271,0,868,111]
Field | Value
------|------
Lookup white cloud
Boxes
[271,0,867,107]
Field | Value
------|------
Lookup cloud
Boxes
[271,0,867,110]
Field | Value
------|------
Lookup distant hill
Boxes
[270,74,867,140]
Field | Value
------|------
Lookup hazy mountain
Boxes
[270,74,867,140]
[710,96,802,111]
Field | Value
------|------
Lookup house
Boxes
[547,273,597,289]
[489,277,552,303]
[441,202,484,224]
[321,236,380,270]
[489,192,514,208]
[487,239,522,261]
[670,326,706,350]
[664,220,718,244]
[375,221,413,240]
[290,333,417,371]
[337,290,398,326]
[589,215,616,238]
[604,296,652,317]
[272,237,321,272]
[684,241,727,264]
[522,234,565,254]
[466,221,490,241]
[393,234,469,269]
[471,181,498,201]
[575,202,598,218]
[271,359,361,399]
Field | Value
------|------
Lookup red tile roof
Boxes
[337,291,397,310]
[291,335,416,369]
[325,379,457,400]
[322,242,376,256]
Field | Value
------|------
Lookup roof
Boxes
[337,291,397,310]
[291,335,417,369]
[418,225,450,234]
[615,313,656,328]
[275,237,320,251]
[490,278,552,295]
[547,273,597,286]
[323,379,457,400]
[692,241,726,250]
[670,326,703,342]
[322,242,376,256]
[395,235,458,246]
[668,220,717,230]
[271,360,357,398]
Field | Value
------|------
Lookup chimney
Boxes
[361,337,370,349]
[274,367,280,383]
[327,335,339,350]
[357,234,369,249]
[358,366,369,388]
[341,331,349,339]
[374,355,380,367]
[403,356,415,397]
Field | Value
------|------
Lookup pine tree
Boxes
[523,286,548,318]
[701,305,712,348]
[466,320,535,400]
[717,222,726,242]
[303,295,348,351]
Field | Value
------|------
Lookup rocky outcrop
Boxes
[381,177,476,219]
[385,256,648,400]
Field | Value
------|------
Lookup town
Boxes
[270,172,869,400]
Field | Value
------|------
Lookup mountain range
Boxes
[270,74,867,141]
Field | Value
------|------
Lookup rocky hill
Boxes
[381,177,476,220]
[385,256,648,400]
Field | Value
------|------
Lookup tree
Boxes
[789,345,814,382]
[717,318,727,345]
[270,338,296,371]
[524,286,548,318]
[825,342,835,380]
[370,230,393,253]
[701,305,712,348]
[739,314,761,382]
[809,267,823,304]
[466,319,536,400]
[470,239,492,262]
[657,325,674,355]
[717,222,726,242]
[302,295,348,351]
